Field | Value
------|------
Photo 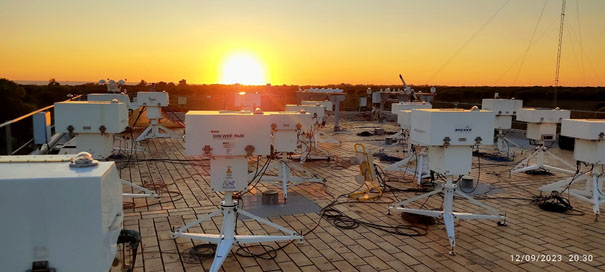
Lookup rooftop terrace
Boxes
[112,118,604,272]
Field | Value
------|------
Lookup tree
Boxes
[0,78,36,120]
[179,79,187,86]
[48,78,60,86]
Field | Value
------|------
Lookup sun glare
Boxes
[220,53,266,85]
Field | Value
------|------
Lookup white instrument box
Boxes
[410,109,495,146]
[562,119,605,164]
[185,111,272,157]
[209,157,249,192]
[54,101,128,134]
[136,91,169,107]
[266,111,312,152]
[428,146,473,175]
[267,111,313,131]
[481,99,522,116]
[234,93,261,109]
[516,108,570,123]
[482,99,523,129]
[396,110,413,129]
[285,104,326,119]
[517,108,570,140]
[0,156,123,272]
[301,100,333,111]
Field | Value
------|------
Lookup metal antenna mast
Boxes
[553,0,566,107]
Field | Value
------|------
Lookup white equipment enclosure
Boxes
[234,92,261,111]
[388,108,506,255]
[512,108,574,174]
[301,100,333,111]
[55,102,158,198]
[55,100,128,159]
[0,154,123,272]
[185,111,272,157]
[296,88,346,131]
[135,91,181,141]
[87,93,146,153]
[481,98,523,155]
[185,110,272,192]
[285,104,338,161]
[286,104,326,124]
[174,110,303,272]
[539,119,605,219]
[136,91,169,107]
[255,111,322,201]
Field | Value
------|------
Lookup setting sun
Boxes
[220,53,266,85]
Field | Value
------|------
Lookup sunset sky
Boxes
[1,0,603,86]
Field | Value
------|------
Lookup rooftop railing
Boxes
[1,95,82,155]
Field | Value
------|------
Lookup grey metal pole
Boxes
[5,124,12,155]
[334,101,340,131]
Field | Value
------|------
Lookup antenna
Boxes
[399,74,416,101]
[553,0,566,107]
[399,74,408,89]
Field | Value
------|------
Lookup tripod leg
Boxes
[282,161,288,202]
[416,155,423,185]
[594,175,600,219]
[443,180,456,255]
[135,126,153,142]
[209,238,235,272]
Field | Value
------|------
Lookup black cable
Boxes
[532,163,586,215]
[232,167,429,261]
[320,196,428,237]
[167,105,186,127]
[239,154,275,197]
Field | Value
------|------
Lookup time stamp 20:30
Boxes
[511,254,594,262]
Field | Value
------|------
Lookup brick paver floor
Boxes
[111,119,605,272]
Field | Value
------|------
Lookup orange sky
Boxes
[0,0,603,86]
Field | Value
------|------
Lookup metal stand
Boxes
[495,129,519,156]
[253,153,324,201]
[328,93,345,131]
[512,141,575,174]
[384,146,430,185]
[135,107,181,142]
[539,167,604,219]
[135,120,181,142]
[120,179,159,198]
[114,136,147,153]
[296,132,331,163]
[172,194,303,272]
[388,175,506,255]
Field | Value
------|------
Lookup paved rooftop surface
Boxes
[111,118,605,272]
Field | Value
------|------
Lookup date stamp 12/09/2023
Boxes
[511,254,594,263]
